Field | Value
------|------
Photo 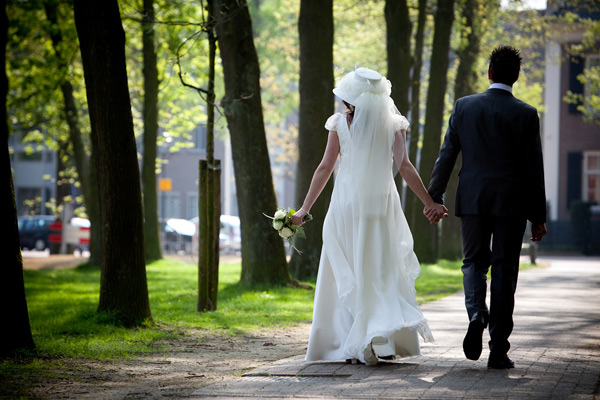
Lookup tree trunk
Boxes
[88,152,101,266]
[440,0,482,260]
[403,0,427,227]
[213,0,291,286]
[411,0,455,264]
[55,140,70,212]
[198,160,220,311]
[43,0,99,260]
[0,0,35,357]
[141,0,162,262]
[385,0,412,205]
[288,0,334,279]
[74,0,152,327]
[385,0,411,115]
[198,2,220,310]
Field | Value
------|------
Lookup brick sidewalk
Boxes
[192,257,600,399]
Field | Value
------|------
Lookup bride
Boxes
[291,67,447,364]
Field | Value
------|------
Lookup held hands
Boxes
[423,203,448,225]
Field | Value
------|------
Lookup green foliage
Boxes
[564,19,600,124]
[7,0,88,151]
[120,1,222,156]
[334,0,386,74]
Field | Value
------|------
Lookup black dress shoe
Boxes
[463,313,487,361]
[487,354,515,369]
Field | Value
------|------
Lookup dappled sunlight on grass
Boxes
[24,259,316,359]
[146,260,315,333]
[22,257,533,360]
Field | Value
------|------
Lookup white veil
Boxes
[334,68,406,217]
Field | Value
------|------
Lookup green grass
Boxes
[16,257,535,361]
[415,259,464,304]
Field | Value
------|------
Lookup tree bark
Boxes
[411,0,455,264]
[385,0,412,115]
[0,0,35,357]
[385,0,413,206]
[74,0,152,327]
[141,0,162,262]
[43,0,100,261]
[440,0,482,260]
[88,153,101,266]
[198,160,220,310]
[403,0,427,227]
[198,2,220,310]
[288,0,334,279]
[213,0,291,286]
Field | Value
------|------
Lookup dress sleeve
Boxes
[324,112,342,131]
[393,114,410,132]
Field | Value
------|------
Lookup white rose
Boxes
[279,227,293,238]
[272,220,284,230]
[274,210,287,220]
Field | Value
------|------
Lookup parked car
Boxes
[219,215,241,255]
[17,215,55,251]
[189,215,241,255]
[17,215,91,254]
[160,218,196,254]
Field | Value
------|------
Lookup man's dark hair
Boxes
[489,46,522,86]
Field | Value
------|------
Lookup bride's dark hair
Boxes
[343,100,355,116]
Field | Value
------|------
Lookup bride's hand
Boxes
[423,203,448,224]
[292,208,308,226]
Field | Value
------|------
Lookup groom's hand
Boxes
[530,223,547,242]
[423,203,448,224]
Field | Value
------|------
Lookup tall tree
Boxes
[412,0,455,263]
[288,0,334,279]
[440,0,487,260]
[140,0,162,262]
[403,0,427,226]
[1,0,35,357]
[385,0,412,115]
[212,0,292,286]
[74,0,152,327]
[42,0,101,264]
[386,0,413,204]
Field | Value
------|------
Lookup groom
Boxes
[427,46,547,369]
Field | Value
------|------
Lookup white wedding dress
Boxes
[305,111,434,364]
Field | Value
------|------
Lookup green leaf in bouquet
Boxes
[295,226,306,239]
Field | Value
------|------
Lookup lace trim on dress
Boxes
[393,114,410,132]
[324,112,342,131]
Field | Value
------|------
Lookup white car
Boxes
[189,215,241,255]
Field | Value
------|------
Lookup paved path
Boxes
[192,257,600,399]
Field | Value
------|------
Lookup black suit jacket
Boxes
[428,88,546,224]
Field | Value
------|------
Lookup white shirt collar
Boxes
[489,83,513,93]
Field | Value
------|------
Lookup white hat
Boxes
[333,67,385,105]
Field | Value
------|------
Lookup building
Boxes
[542,0,600,252]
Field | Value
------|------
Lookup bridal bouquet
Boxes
[264,208,312,254]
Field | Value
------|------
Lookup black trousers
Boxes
[460,215,527,355]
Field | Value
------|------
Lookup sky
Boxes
[501,0,548,10]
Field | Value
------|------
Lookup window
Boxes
[17,187,42,215]
[187,192,198,220]
[583,152,600,204]
[17,151,43,161]
[584,55,600,118]
[161,192,181,219]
